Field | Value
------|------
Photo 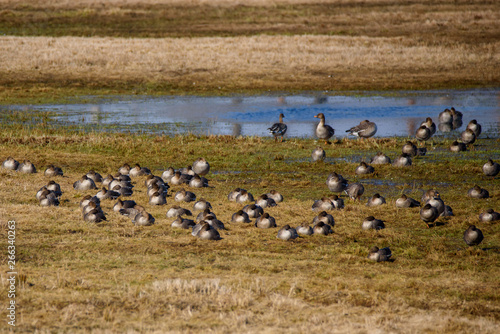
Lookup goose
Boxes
[346,120,377,138]
[314,113,335,144]
[268,113,288,142]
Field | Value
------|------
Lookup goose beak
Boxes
[314,115,318,118]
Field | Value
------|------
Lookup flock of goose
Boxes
[2,107,499,261]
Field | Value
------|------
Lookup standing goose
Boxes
[345,183,364,201]
[420,204,439,228]
[466,120,482,137]
[314,113,335,144]
[460,129,476,145]
[346,120,377,138]
[420,117,436,136]
[268,113,288,142]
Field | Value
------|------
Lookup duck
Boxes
[196,209,216,223]
[171,216,196,229]
[467,185,489,199]
[420,117,436,136]
[370,152,391,165]
[463,225,484,246]
[466,120,482,137]
[161,167,175,183]
[402,141,418,157]
[450,141,467,152]
[113,199,137,212]
[84,208,107,223]
[194,222,221,240]
[203,214,226,231]
[326,172,348,192]
[296,222,313,235]
[311,147,326,162]
[277,225,298,240]
[192,157,210,176]
[460,129,476,145]
[268,113,288,142]
[366,193,386,207]
[482,159,499,177]
[193,199,212,211]
[189,174,209,188]
[266,190,284,203]
[231,210,251,223]
[345,182,364,201]
[118,163,131,175]
[38,189,60,207]
[131,207,155,226]
[346,120,377,138]
[80,195,100,208]
[421,189,439,203]
[243,204,264,218]
[314,113,335,144]
[362,216,385,230]
[255,212,276,228]
[129,163,151,177]
[73,175,97,191]
[450,107,463,128]
[174,188,196,202]
[96,187,121,200]
[149,191,167,205]
[415,125,432,142]
[313,222,333,235]
[2,157,19,170]
[312,197,333,211]
[355,161,375,175]
[17,160,37,173]
[420,204,439,228]
[228,188,244,201]
[45,180,63,197]
[82,201,101,216]
[145,174,165,188]
[312,211,335,227]
[368,246,392,262]
[330,195,344,210]
[425,195,445,216]
[102,174,115,188]
[44,165,63,177]
[395,194,420,208]
[86,170,103,183]
[170,171,192,185]
[166,205,192,218]
[438,108,452,124]
[255,194,277,208]
[479,209,500,222]
[112,185,133,197]
[392,153,412,167]
[235,190,254,203]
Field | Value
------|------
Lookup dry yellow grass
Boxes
[0,35,498,94]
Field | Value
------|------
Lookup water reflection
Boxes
[5,89,499,138]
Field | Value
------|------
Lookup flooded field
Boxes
[3,88,499,138]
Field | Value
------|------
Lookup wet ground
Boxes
[4,88,500,138]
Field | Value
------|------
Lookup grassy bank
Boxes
[0,123,499,332]
[0,0,499,103]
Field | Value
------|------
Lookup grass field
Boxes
[0,121,499,332]
[0,0,499,103]
[1,0,499,332]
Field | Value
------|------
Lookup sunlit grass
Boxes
[0,122,499,332]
